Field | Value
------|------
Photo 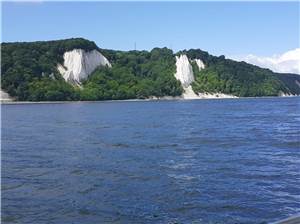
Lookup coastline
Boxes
[1,95,299,105]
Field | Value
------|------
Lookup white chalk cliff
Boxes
[174,55,195,88]
[57,49,111,85]
[194,59,205,70]
[0,89,13,101]
[174,55,206,99]
[174,55,237,99]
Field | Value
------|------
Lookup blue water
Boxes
[2,97,300,224]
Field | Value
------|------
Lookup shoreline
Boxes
[1,95,299,105]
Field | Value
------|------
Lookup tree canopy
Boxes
[1,38,299,101]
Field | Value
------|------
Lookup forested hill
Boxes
[1,38,299,101]
[1,38,98,100]
[179,49,300,96]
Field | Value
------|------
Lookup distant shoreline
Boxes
[1,95,299,105]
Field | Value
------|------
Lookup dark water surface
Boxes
[2,97,300,224]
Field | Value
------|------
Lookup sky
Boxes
[2,1,300,73]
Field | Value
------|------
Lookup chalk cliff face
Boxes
[174,55,236,99]
[0,89,13,101]
[194,59,205,70]
[182,86,200,99]
[174,55,206,99]
[174,55,195,88]
[57,49,111,85]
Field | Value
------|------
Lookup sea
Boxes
[2,97,300,224]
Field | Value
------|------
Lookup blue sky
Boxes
[2,1,299,56]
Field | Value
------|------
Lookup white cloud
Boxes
[230,48,300,74]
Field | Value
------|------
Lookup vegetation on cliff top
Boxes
[1,38,299,101]
[2,38,182,101]
[182,49,291,97]
[1,38,96,100]
[80,48,182,100]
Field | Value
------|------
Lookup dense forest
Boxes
[181,49,297,97]
[1,38,299,101]
[1,38,182,101]
[1,38,97,100]
[80,48,182,100]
